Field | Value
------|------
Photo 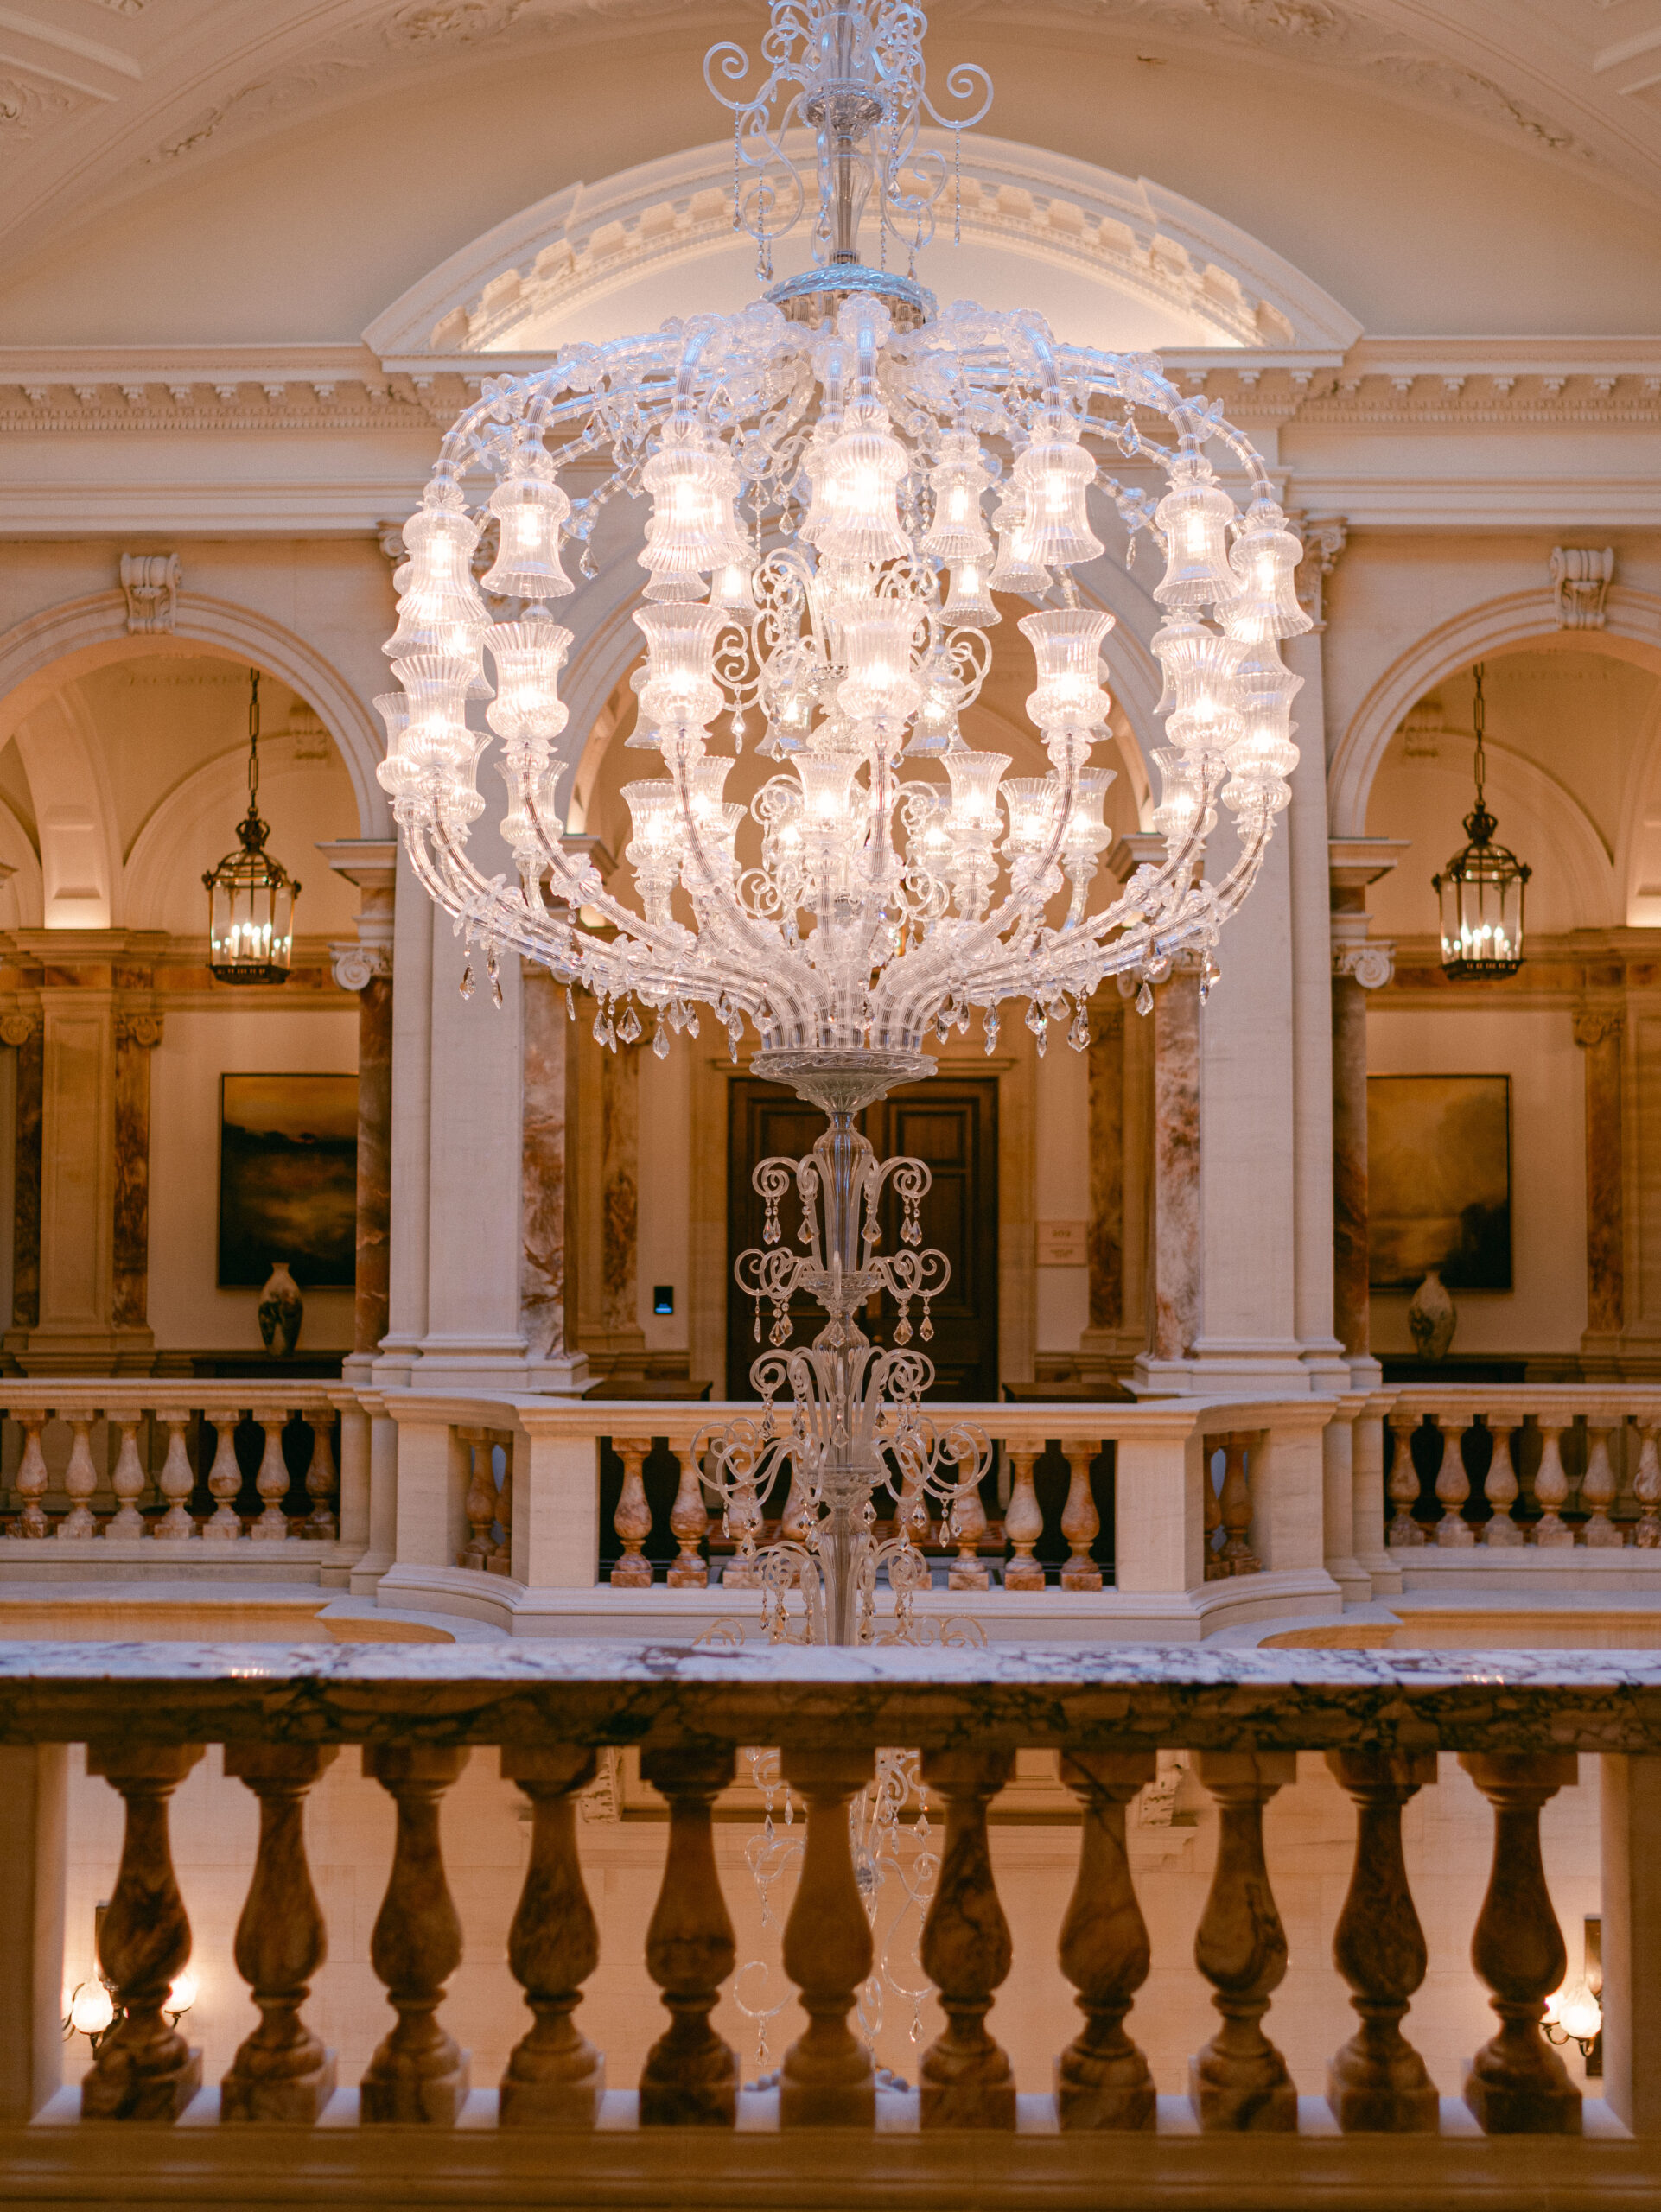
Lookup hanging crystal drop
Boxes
[652,1016,670,1060]
[920,1303,933,1342]
[731,709,746,753]
[1136,978,1154,1016]
[593,1004,608,1045]
[618,1001,642,1046]
[459,964,475,1000]
[566,985,576,1021]
[490,969,504,1010]
[983,1009,1000,1054]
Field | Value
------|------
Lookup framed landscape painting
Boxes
[218,1074,359,1289]
[1367,1074,1511,1293]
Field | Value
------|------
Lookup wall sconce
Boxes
[1543,1915,1602,2075]
[62,1902,197,2052]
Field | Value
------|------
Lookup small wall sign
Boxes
[1035,1220,1087,1268]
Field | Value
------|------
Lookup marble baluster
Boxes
[221,1745,339,2123]
[249,1407,291,1541]
[610,1437,654,1588]
[779,1749,876,2126]
[1433,1414,1474,1546]
[1059,1442,1104,1591]
[1581,1425,1622,1548]
[1189,1751,1298,2132]
[1219,1433,1260,1574]
[1634,1423,1661,1548]
[499,1747,605,2128]
[154,1415,196,1540]
[57,1415,98,1539]
[1532,1421,1574,1548]
[488,1439,514,1576]
[1460,1752,1582,2134]
[1055,1750,1157,2131]
[1325,1750,1439,2133]
[14,1415,48,1537]
[303,1412,339,1540]
[1385,1410,1424,1548]
[360,1746,471,2125]
[1203,1439,1225,1579]
[106,1412,146,1538]
[82,1743,206,2121]
[639,1747,738,2127]
[948,1448,990,1591]
[918,1748,1016,2130]
[1481,1414,1524,1547]
[460,1429,499,1570]
[202,1413,245,1540]
[666,1447,710,1588]
[1002,1443,1044,1590]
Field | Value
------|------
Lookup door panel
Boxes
[726,1077,998,1401]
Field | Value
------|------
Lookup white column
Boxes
[0,1744,66,2123]
[1601,1752,1661,2135]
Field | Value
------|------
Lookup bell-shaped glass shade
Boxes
[1220,499,1311,643]
[837,602,921,722]
[372,690,419,799]
[1021,609,1113,733]
[794,753,859,830]
[921,429,994,561]
[942,557,998,627]
[1154,454,1236,608]
[1015,413,1102,569]
[640,425,741,580]
[817,406,909,566]
[484,616,573,742]
[905,650,964,756]
[390,652,476,776]
[1435,808,1530,977]
[634,602,725,728]
[480,461,574,601]
[1065,766,1115,861]
[1002,775,1061,855]
[1151,746,1208,845]
[384,489,487,657]
[944,748,1010,836]
[988,490,1049,598]
[623,780,683,898]
[203,810,299,985]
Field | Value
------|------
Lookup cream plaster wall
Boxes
[147,1006,360,1351]
[6,27,1661,346]
[1366,1007,1587,1357]
[60,1746,1601,2107]
[636,1040,690,1357]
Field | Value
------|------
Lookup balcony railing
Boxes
[1,1640,1658,2208]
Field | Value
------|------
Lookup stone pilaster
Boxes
[520,969,589,1394]
[2,1009,41,1341]
[1575,1006,1626,1365]
[321,841,398,1363]
[1132,958,1202,1392]
[111,1010,162,1345]
[1077,1006,1135,1382]
[1327,842,1408,1382]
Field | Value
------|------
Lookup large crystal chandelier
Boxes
[379,0,1306,1637]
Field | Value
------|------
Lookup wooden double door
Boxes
[726,1076,999,1401]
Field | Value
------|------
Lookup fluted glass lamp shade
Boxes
[204,667,301,983]
[1434,807,1529,978]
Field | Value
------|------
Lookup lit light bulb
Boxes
[67,1980,114,2037]
[168,1969,198,2016]
[1558,1980,1601,2044]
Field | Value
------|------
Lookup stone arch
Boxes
[1328,586,1661,840]
[0,590,390,842]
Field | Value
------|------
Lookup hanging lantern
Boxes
[204,667,301,984]
[1433,661,1530,979]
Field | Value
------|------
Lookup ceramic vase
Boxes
[258,1261,304,1358]
[1407,1268,1456,1363]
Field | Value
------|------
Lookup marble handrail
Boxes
[3,1640,1659,2166]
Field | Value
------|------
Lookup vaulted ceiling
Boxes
[4,0,1661,276]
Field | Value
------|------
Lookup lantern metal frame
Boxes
[1432,661,1530,980]
[203,666,302,986]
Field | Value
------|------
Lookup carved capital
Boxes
[330,940,393,993]
[1290,513,1347,631]
[1332,912,1394,989]
[118,552,181,635]
[1550,546,1613,632]
[0,1012,37,1048]
[376,522,409,570]
[115,1011,165,1050]
[1573,1007,1625,1050]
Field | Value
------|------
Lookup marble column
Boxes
[1327,842,1406,1380]
[321,842,398,1361]
[111,1010,162,1347]
[1078,1006,1131,1381]
[1142,960,1201,1377]
[601,1038,643,1359]
[2,1010,41,1340]
[1575,1007,1625,1364]
[521,969,589,1394]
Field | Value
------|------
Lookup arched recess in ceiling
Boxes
[365,130,1361,367]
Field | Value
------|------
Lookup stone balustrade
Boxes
[0,1386,347,1552]
[1,1641,1658,2203]
[1382,1390,1661,1552]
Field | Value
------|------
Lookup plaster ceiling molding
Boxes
[364,130,1361,368]
[0,797,43,930]
[0,71,94,143]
